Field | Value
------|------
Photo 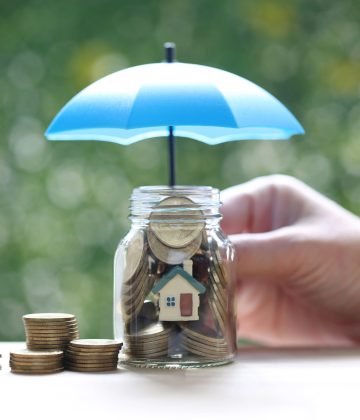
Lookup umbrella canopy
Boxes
[45,43,304,186]
[45,62,304,145]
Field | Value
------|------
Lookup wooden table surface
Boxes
[0,342,359,420]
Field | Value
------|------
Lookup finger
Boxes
[220,189,253,234]
[229,228,301,282]
[220,178,275,235]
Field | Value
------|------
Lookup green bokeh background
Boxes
[1,0,359,340]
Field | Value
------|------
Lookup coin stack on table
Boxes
[10,349,64,374]
[64,339,122,372]
[120,196,234,363]
[181,322,230,359]
[124,323,172,359]
[23,313,79,351]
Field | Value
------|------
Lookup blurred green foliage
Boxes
[0,0,359,340]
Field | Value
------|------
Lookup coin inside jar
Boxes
[149,196,204,249]
[147,228,202,265]
[123,230,146,282]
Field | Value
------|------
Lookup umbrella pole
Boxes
[164,42,176,187]
[168,125,175,187]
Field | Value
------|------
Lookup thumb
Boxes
[229,227,301,282]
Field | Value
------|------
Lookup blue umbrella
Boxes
[45,43,304,185]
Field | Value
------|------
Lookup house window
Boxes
[166,296,176,307]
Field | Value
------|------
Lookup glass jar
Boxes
[114,186,236,368]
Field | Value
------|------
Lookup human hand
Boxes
[221,175,360,347]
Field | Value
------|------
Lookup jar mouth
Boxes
[129,185,222,221]
[133,185,217,195]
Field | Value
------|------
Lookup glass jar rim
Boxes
[129,185,222,221]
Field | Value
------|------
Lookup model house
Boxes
[152,260,206,321]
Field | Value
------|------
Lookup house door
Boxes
[180,293,193,316]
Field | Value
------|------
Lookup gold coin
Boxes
[24,318,78,324]
[27,332,79,338]
[24,324,79,330]
[11,367,64,374]
[64,358,118,366]
[208,297,226,334]
[127,348,168,358]
[127,342,169,353]
[69,339,122,350]
[65,356,118,363]
[65,349,119,358]
[26,335,73,341]
[122,271,156,324]
[149,197,204,249]
[65,365,117,372]
[182,336,229,355]
[23,313,76,321]
[209,239,228,288]
[125,323,171,338]
[24,323,78,330]
[27,344,67,350]
[10,356,63,363]
[10,349,63,357]
[24,318,78,323]
[24,331,78,337]
[24,319,78,325]
[65,360,117,367]
[179,323,226,345]
[183,342,226,359]
[25,331,78,338]
[182,331,228,351]
[65,351,119,360]
[126,334,170,344]
[10,357,63,365]
[10,362,63,369]
[122,258,148,292]
[123,230,146,282]
[126,334,169,346]
[208,279,227,314]
[26,341,71,347]
[122,267,149,310]
[147,228,201,265]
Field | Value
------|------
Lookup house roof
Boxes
[152,266,206,294]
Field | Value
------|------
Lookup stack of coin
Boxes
[23,313,79,351]
[64,339,122,372]
[207,237,228,334]
[10,349,64,374]
[121,230,155,324]
[127,300,159,332]
[181,323,229,359]
[124,323,171,358]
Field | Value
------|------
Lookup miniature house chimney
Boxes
[183,259,193,276]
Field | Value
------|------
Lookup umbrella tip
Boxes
[164,42,176,63]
